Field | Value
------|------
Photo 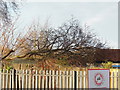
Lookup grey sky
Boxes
[19,2,118,48]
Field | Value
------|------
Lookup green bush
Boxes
[6,66,13,71]
[101,61,113,69]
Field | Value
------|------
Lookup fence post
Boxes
[41,70,45,89]
[72,71,74,88]
[69,71,72,88]
[83,71,86,88]
[118,70,120,89]
[25,70,28,89]
[52,70,55,88]
[0,67,1,90]
[32,70,35,89]
[76,71,78,89]
[62,71,65,88]
[45,70,48,89]
[59,70,61,88]
[6,70,8,89]
[56,70,59,88]
[66,71,68,89]
[38,70,41,88]
[22,70,25,89]
[29,70,32,88]
[49,70,52,88]
[35,70,38,89]
[80,71,82,88]
[12,69,15,89]
[15,70,18,89]
[3,69,5,89]
[74,71,77,90]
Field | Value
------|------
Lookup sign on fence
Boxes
[88,69,110,88]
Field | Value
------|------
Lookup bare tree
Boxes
[0,18,23,60]
[17,18,109,66]
[16,21,50,59]
[0,0,20,25]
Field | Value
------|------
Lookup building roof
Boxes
[95,49,120,63]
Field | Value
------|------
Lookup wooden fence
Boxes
[110,69,120,89]
[0,69,119,89]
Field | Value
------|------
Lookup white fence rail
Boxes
[0,69,119,89]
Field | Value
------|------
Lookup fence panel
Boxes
[0,69,120,89]
[110,70,120,89]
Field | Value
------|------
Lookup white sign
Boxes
[88,69,110,88]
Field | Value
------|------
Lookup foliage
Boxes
[6,66,13,71]
[57,56,70,66]
[101,61,113,69]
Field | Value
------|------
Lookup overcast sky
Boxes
[18,1,118,49]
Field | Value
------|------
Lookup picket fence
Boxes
[0,69,120,89]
